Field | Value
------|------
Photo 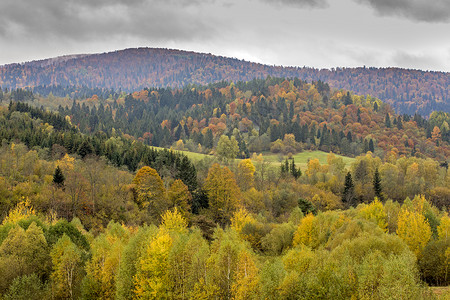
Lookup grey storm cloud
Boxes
[355,0,450,23]
[0,0,216,41]
[261,0,328,8]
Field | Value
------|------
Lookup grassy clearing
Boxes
[152,147,355,170]
[261,151,356,170]
[151,146,213,162]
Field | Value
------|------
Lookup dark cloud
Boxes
[0,0,215,42]
[262,0,328,9]
[355,0,450,23]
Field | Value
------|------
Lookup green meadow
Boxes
[153,147,355,170]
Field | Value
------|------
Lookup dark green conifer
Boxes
[385,113,391,128]
[373,168,384,202]
[342,172,356,207]
[52,166,65,187]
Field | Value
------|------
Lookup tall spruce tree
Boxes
[373,168,384,202]
[342,172,356,207]
[52,166,65,187]
[385,113,391,128]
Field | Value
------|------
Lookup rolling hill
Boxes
[0,47,448,116]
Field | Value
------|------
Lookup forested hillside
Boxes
[0,48,448,116]
[2,77,448,161]
[0,101,449,298]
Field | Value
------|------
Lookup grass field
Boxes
[151,147,356,170]
[261,151,356,170]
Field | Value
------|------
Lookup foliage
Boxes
[358,198,388,232]
[397,207,432,257]
[3,273,46,300]
[2,197,36,225]
[134,228,173,298]
[204,163,241,226]
[50,234,83,299]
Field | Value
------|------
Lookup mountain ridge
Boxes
[0,47,448,116]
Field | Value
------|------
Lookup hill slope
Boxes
[0,47,448,115]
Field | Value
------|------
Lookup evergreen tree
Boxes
[373,101,379,111]
[203,129,214,149]
[290,158,301,179]
[77,139,94,158]
[342,172,356,207]
[281,158,301,179]
[385,113,391,128]
[52,166,65,187]
[369,139,375,152]
[397,116,403,130]
[344,92,352,105]
[373,168,384,202]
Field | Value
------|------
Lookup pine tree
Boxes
[373,168,384,202]
[385,113,391,128]
[77,139,94,158]
[397,116,403,130]
[344,92,352,105]
[369,139,375,153]
[342,172,356,207]
[373,101,379,111]
[290,158,301,179]
[52,166,65,187]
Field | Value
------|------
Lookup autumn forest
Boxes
[0,51,449,299]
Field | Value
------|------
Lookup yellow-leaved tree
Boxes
[132,166,167,222]
[358,198,388,232]
[166,179,192,218]
[51,234,82,299]
[134,228,173,299]
[293,213,315,247]
[397,208,432,257]
[204,163,241,225]
[82,222,130,299]
[437,213,450,241]
[2,197,35,224]
[230,208,256,234]
[231,249,259,300]
[160,208,188,234]
[236,159,256,191]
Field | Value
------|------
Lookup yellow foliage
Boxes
[175,139,185,151]
[232,249,259,300]
[161,208,188,234]
[2,197,36,224]
[134,229,173,298]
[437,213,450,241]
[397,208,432,257]
[358,198,388,232]
[167,179,192,217]
[57,153,75,171]
[305,158,321,179]
[411,194,427,215]
[231,208,256,234]
[236,159,256,190]
[204,163,241,225]
[293,213,315,247]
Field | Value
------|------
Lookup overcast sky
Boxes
[0,0,449,72]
